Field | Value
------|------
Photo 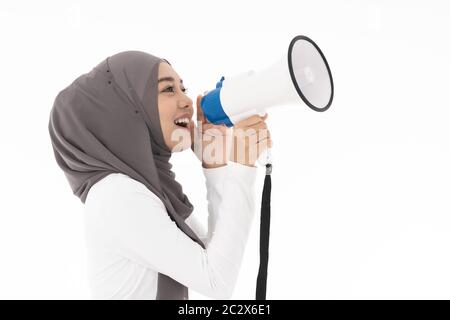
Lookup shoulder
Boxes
[85,173,165,210]
[87,172,146,196]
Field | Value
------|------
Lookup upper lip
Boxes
[174,113,193,122]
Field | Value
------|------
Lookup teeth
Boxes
[174,118,189,125]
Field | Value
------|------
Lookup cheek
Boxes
[160,114,174,134]
[158,98,177,145]
[158,98,173,128]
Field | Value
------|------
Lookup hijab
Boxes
[48,51,205,299]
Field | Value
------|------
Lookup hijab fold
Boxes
[48,51,204,300]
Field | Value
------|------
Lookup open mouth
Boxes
[174,117,190,128]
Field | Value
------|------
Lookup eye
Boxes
[162,86,188,93]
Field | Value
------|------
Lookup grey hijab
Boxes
[48,51,205,300]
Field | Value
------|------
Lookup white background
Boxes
[1,0,449,299]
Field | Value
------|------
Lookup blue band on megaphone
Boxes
[201,77,233,127]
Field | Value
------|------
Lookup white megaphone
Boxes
[199,35,334,300]
[200,34,334,126]
[200,35,333,166]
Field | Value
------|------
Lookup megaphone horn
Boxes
[201,35,334,127]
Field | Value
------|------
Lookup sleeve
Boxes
[104,162,258,300]
[185,212,208,244]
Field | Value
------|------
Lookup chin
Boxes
[169,128,192,152]
[171,141,191,153]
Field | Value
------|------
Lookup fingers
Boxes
[196,95,206,123]
[255,137,273,154]
[245,120,268,131]
[232,135,273,166]
[256,129,271,143]
[201,125,229,140]
[234,120,269,140]
[233,116,262,129]
[238,129,271,144]
[253,136,273,157]
[234,113,268,129]
[233,112,270,144]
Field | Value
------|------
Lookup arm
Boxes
[185,213,207,244]
[102,163,257,299]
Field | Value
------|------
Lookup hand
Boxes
[230,113,272,167]
[189,94,231,169]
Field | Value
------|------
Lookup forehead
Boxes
[158,61,180,79]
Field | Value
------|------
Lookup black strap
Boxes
[256,163,272,300]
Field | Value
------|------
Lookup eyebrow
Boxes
[158,77,183,84]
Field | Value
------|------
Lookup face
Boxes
[157,61,194,152]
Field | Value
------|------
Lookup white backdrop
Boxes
[1,0,449,299]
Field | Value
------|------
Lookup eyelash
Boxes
[163,86,188,94]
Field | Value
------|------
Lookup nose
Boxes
[178,94,193,110]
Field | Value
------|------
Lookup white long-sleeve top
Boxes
[83,161,258,300]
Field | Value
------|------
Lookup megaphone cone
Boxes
[201,35,334,127]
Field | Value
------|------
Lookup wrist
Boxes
[202,162,227,169]
[229,159,256,168]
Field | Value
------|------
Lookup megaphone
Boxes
[200,35,334,127]
[200,35,334,301]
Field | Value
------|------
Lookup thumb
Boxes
[196,94,206,123]
[189,119,196,153]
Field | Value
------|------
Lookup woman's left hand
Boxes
[189,94,231,169]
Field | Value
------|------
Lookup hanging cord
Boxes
[256,160,272,300]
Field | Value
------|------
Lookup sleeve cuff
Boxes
[202,164,228,182]
[225,161,258,185]
[202,161,258,186]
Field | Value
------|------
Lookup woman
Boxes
[48,51,272,300]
